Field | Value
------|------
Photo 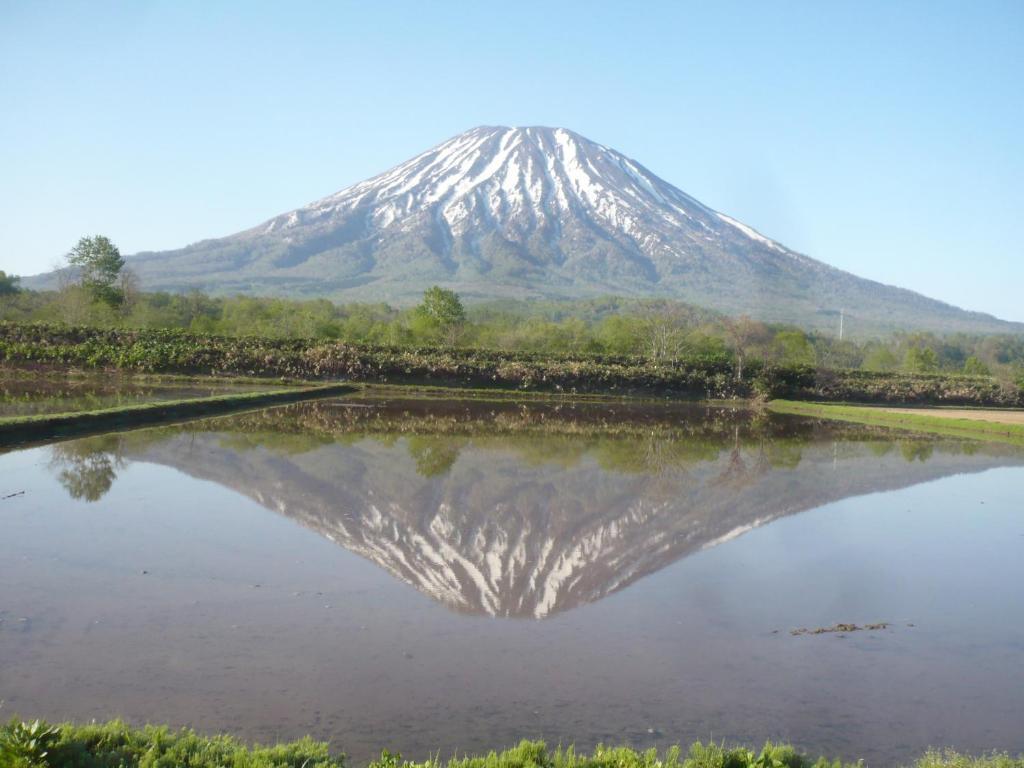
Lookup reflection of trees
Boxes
[501,434,587,470]
[711,429,806,489]
[900,441,935,463]
[400,428,807,481]
[45,397,944,499]
[714,426,750,488]
[189,400,825,480]
[48,435,126,502]
[37,398,856,496]
[219,430,334,455]
[868,441,894,457]
[593,433,719,475]
[753,438,772,476]
[0,378,172,417]
[766,440,802,469]
[378,412,818,481]
[406,436,464,477]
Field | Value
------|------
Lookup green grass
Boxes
[2,719,1021,768]
[769,400,1024,446]
[0,384,355,447]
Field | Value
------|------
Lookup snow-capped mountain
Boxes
[40,126,1021,333]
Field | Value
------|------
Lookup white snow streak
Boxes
[715,213,786,252]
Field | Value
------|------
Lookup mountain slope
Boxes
[33,126,1022,335]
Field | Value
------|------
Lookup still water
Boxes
[0,374,274,417]
[1,397,1022,764]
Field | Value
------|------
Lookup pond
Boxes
[1,396,1022,764]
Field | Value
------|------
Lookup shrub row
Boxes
[788,367,1022,407]
[0,323,1020,406]
[0,323,742,398]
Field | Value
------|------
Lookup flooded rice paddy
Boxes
[0,373,276,417]
[1,395,1022,764]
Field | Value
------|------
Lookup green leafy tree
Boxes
[862,344,899,372]
[684,330,730,360]
[771,330,816,366]
[0,270,20,296]
[596,315,642,355]
[410,286,466,345]
[903,346,939,373]
[66,235,125,307]
[962,355,990,376]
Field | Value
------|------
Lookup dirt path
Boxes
[881,407,1024,425]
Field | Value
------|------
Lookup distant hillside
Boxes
[26,126,1024,337]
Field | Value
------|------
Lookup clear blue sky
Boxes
[2,1,1022,320]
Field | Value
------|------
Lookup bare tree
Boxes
[639,303,690,362]
[54,266,92,325]
[119,267,141,316]
[721,315,769,381]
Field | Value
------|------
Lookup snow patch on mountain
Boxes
[715,213,785,253]
[276,125,802,266]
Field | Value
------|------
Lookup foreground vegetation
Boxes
[768,400,1024,446]
[2,719,1021,768]
[4,253,1023,406]
[1,323,1021,406]
[6,233,1023,392]
[4,282,1024,384]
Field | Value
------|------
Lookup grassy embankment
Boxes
[1,720,1020,768]
[1,323,1020,406]
[769,400,1024,446]
[0,384,354,446]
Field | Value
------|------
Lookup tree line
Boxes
[2,235,1023,384]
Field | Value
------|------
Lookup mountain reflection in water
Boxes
[46,397,1024,618]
